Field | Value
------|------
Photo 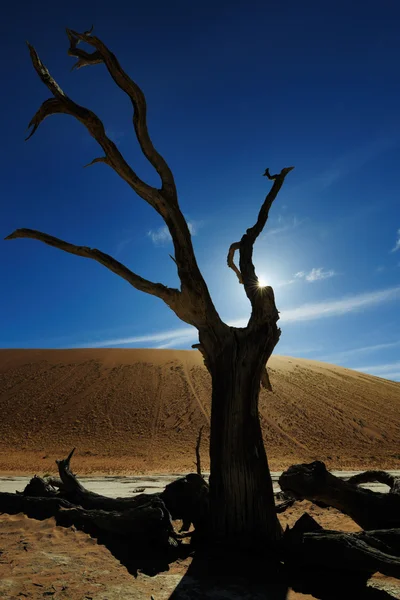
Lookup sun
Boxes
[257,276,267,288]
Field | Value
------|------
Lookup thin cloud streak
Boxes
[265,215,305,236]
[280,285,400,323]
[354,361,400,382]
[304,135,399,192]
[294,268,336,282]
[74,327,196,349]
[148,221,196,246]
[320,340,400,363]
[72,285,400,348]
[391,228,400,253]
[356,361,400,374]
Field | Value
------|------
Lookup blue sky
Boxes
[1,0,399,381]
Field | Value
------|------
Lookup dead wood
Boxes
[279,461,400,530]
[194,426,204,477]
[4,25,296,544]
[347,471,400,494]
[7,449,209,544]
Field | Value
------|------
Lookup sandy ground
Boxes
[0,349,399,475]
[0,348,400,597]
[1,503,399,599]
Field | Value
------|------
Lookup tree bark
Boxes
[279,461,400,530]
[5,28,295,551]
[204,327,281,548]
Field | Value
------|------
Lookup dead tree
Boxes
[5,28,294,548]
[2,453,400,582]
[1,449,207,546]
[194,426,204,477]
[279,461,400,530]
[347,471,400,494]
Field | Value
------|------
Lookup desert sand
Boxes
[1,349,400,598]
[0,348,399,475]
[1,503,399,599]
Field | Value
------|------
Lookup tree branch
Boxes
[227,242,243,284]
[5,228,183,312]
[227,167,294,324]
[194,426,204,477]
[23,34,223,330]
[65,28,176,198]
[261,367,273,391]
[26,42,159,208]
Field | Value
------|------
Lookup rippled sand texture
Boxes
[0,349,399,474]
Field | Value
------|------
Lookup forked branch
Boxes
[13,31,223,330]
[25,43,159,207]
[227,167,294,314]
[5,228,181,310]
[66,28,176,198]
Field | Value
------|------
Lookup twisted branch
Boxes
[5,228,181,311]
[227,242,243,284]
[25,42,158,207]
[65,27,176,198]
[10,30,224,330]
[227,167,294,317]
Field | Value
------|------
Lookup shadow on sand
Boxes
[165,547,397,599]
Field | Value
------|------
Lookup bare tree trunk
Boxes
[204,328,281,548]
[5,29,294,551]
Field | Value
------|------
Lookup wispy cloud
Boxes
[273,267,336,287]
[320,340,400,363]
[354,361,400,382]
[280,285,400,323]
[147,225,171,245]
[74,327,197,349]
[312,136,399,190]
[72,285,400,348]
[294,268,336,282]
[265,215,305,236]
[148,221,197,246]
[391,228,400,253]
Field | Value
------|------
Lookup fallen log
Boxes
[53,448,155,511]
[3,454,400,586]
[0,491,74,519]
[284,513,400,578]
[279,461,400,530]
[0,488,177,547]
[53,447,209,533]
[56,498,178,547]
[347,470,400,494]
[2,449,209,546]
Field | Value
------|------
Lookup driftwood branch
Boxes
[279,461,400,530]
[347,471,400,494]
[3,452,400,585]
[5,228,181,310]
[284,514,400,582]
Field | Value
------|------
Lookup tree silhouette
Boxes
[6,28,294,548]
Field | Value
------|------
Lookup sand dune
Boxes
[0,349,399,475]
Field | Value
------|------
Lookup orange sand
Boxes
[1,503,398,599]
[0,348,399,475]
